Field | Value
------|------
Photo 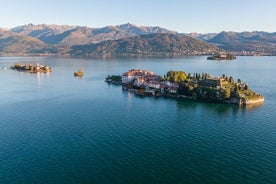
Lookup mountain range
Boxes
[69,33,219,57]
[9,23,175,46]
[1,23,276,56]
[207,31,276,54]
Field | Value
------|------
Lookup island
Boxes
[105,75,122,85]
[207,54,236,60]
[106,69,264,106]
[11,63,52,73]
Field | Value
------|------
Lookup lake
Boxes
[0,56,275,183]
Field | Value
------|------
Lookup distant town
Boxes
[106,69,264,106]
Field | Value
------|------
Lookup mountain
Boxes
[69,33,221,57]
[0,30,48,54]
[206,31,276,54]
[208,31,239,43]
[2,23,276,56]
[11,24,79,45]
[116,23,176,35]
[8,23,176,46]
[0,23,181,55]
[184,32,217,41]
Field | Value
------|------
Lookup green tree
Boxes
[166,70,187,83]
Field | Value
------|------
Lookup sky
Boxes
[1,0,276,33]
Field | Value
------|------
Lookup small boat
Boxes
[74,68,83,77]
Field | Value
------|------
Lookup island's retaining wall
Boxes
[242,97,264,106]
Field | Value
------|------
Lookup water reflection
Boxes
[175,98,261,115]
[74,76,83,80]
[36,72,51,87]
[119,86,263,116]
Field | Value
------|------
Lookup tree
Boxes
[166,70,187,83]
[244,84,249,90]
[229,76,234,84]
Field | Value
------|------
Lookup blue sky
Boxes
[1,0,275,33]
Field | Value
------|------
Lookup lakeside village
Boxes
[106,69,264,106]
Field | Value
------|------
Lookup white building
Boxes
[122,69,154,84]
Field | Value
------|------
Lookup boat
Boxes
[74,68,83,77]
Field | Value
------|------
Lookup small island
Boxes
[106,69,264,106]
[11,63,52,73]
[207,54,236,60]
[105,75,122,85]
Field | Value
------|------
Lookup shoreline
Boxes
[121,85,264,106]
[2,53,276,58]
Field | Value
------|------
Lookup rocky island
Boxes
[106,69,264,106]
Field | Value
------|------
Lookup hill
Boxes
[69,33,221,57]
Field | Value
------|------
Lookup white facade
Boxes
[122,69,155,85]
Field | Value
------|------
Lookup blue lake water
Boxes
[0,56,275,183]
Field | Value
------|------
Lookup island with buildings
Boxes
[106,69,264,106]
[207,54,236,60]
[11,63,52,73]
